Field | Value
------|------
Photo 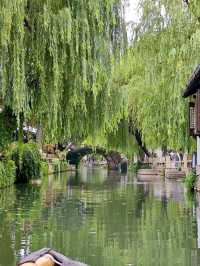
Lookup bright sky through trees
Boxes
[125,0,139,23]
[124,0,140,40]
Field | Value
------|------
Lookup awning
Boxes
[182,64,200,98]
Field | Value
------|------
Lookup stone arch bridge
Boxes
[66,146,127,171]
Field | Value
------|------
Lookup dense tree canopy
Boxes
[0,0,126,142]
[1,0,200,154]
[111,0,200,151]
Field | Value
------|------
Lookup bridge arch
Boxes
[66,146,126,171]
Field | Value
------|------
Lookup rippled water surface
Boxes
[0,167,200,266]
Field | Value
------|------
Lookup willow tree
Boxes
[0,0,126,143]
[184,0,200,20]
[111,0,200,151]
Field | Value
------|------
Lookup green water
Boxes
[0,167,200,266]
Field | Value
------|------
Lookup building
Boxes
[183,64,200,175]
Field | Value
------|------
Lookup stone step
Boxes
[137,169,159,175]
[165,168,186,179]
[137,169,161,181]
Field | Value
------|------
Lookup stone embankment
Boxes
[137,154,192,180]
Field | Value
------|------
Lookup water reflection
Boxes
[140,179,186,203]
[0,167,199,266]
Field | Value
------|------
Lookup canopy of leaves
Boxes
[0,0,126,143]
[112,0,200,150]
[0,107,16,150]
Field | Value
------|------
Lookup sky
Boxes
[124,0,140,40]
[124,0,140,24]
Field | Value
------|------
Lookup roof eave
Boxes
[182,64,200,98]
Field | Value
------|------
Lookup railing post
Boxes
[197,136,200,166]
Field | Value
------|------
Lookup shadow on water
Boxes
[0,167,200,266]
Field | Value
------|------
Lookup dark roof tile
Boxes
[183,64,200,98]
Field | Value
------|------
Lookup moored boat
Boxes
[18,248,87,266]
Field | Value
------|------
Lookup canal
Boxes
[0,167,200,266]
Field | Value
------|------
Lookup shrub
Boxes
[10,142,41,183]
[0,160,16,188]
[130,161,142,173]
[131,161,151,173]
[184,171,196,191]
[48,159,69,175]
[41,161,48,176]
[0,107,17,151]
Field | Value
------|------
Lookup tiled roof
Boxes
[183,64,200,98]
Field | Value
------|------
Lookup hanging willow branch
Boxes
[0,0,126,143]
[110,0,200,150]
[23,18,32,32]
[183,0,200,22]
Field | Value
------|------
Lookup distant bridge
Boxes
[66,146,127,171]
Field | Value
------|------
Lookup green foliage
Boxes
[10,142,41,183]
[0,159,16,188]
[111,0,199,150]
[184,170,196,191]
[41,161,48,176]
[188,0,200,19]
[53,159,62,173]
[130,161,151,173]
[185,189,195,209]
[106,119,139,157]
[51,159,69,174]
[0,108,16,151]
[84,118,139,157]
[1,0,198,154]
[131,161,142,173]
[0,0,125,143]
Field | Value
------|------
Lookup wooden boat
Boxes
[18,248,87,266]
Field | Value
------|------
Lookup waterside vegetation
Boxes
[1,1,200,186]
[0,159,16,189]
[184,170,197,191]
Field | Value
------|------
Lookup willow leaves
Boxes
[0,0,125,142]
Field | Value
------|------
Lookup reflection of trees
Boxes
[42,197,87,231]
[14,184,41,210]
[67,172,85,187]
[0,170,200,266]
[0,187,16,266]
[0,215,15,266]
[36,173,199,266]
[0,184,43,264]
